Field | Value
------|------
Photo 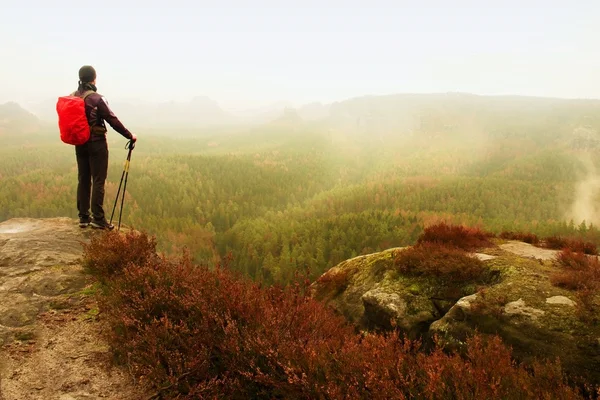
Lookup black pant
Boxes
[76,140,109,222]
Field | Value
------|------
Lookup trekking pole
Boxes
[110,140,135,231]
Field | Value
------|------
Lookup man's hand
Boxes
[128,133,137,150]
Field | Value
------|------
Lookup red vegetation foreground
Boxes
[417,222,494,251]
[552,249,600,323]
[83,231,585,399]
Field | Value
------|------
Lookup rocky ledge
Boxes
[0,218,141,400]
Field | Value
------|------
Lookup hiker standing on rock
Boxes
[73,65,137,230]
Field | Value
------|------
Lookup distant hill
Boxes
[0,102,41,134]
[114,96,236,128]
[230,101,295,124]
[16,93,600,141]
[320,93,600,140]
[28,96,236,129]
[269,107,303,127]
[298,102,330,121]
[260,93,600,147]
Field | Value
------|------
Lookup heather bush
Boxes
[551,249,600,324]
[395,243,489,283]
[499,231,540,245]
[83,232,585,399]
[544,235,569,251]
[552,249,600,291]
[544,236,598,255]
[417,222,494,251]
[82,230,159,283]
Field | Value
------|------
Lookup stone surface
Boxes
[0,217,145,399]
[546,295,577,306]
[473,253,497,261]
[499,241,559,261]
[503,298,545,320]
[361,287,437,336]
[0,218,91,345]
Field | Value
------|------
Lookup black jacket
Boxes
[74,86,132,142]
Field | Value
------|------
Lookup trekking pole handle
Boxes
[124,144,133,171]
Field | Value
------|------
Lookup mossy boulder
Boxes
[312,241,600,385]
[310,247,496,337]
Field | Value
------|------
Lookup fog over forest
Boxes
[3,1,600,398]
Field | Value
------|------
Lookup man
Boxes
[74,65,137,230]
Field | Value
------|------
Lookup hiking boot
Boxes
[79,217,91,228]
[90,219,115,231]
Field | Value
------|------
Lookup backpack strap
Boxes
[81,90,95,100]
[69,90,95,99]
[77,90,96,128]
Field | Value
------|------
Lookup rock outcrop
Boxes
[310,248,429,335]
[0,218,90,345]
[311,247,501,337]
[312,240,600,385]
[0,218,142,399]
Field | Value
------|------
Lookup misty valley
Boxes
[4,0,600,396]
[2,94,600,283]
[1,93,600,398]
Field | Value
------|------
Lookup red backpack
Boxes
[56,90,94,145]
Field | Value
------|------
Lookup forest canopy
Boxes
[2,94,600,284]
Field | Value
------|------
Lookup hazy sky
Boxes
[1,0,599,110]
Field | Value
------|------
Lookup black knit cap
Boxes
[78,65,97,83]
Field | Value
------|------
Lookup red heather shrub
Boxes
[555,249,591,275]
[82,230,159,283]
[545,236,569,251]
[324,332,580,400]
[552,249,600,291]
[93,249,359,398]
[551,249,600,323]
[544,236,598,255]
[500,231,540,245]
[417,222,494,251]
[579,241,598,256]
[83,232,583,399]
[395,243,488,283]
